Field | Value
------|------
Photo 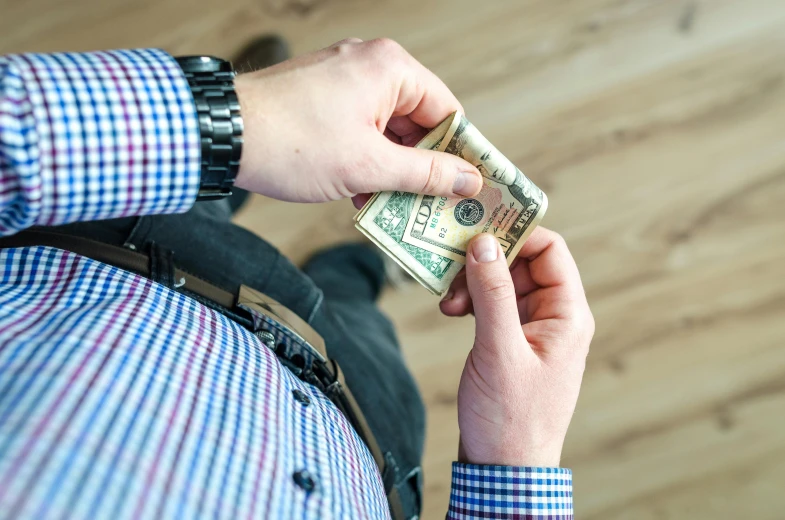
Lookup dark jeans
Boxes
[54,194,426,518]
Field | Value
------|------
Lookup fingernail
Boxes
[472,234,498,263]
[441,288,455,302]
[453,171,481,196]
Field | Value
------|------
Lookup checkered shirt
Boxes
[0,48,574,519]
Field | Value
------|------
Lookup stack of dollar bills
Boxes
[355,112,548,295]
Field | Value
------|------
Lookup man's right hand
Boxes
[440,228,594,467]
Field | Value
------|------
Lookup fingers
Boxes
[519,228,585,299]
[441,255,537,318]
[386,116,429,147]
[397,60,463,129]
[330,37,364,47]
[372,137,482,197]
[508,256,539,297]
[383,127,402,145]
[331,38,460,131]
[352,193,372,210]
[516,228,592,330]
[439,269,473,316]
[386,116,423,137]
[326,38,482,199]
[465,234,528,356]
[399,127,429,147]
[360,38,464,129]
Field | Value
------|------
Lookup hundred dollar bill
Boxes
[355,112,547,294]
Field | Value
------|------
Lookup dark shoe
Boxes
[233,35,290,74]
[228,35,291,214]
[302,244,387,302]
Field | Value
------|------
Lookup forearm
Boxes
[447,463,573,520]
[0,49,200,237]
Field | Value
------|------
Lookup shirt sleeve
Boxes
[0,49,200,237]
[447,463,573,519]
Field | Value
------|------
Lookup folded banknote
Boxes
[355,112,548,295]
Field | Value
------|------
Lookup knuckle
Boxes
[570,309,595,355]
[550,231,568,250]
[587,310,596,337]
[336,37,363,45]
[478,275,515,303]
[329,38,363,58]
[368,37,402,54]
[472,337,500,358]
[365,38,406,65]
[330,42,355,58]
[584,310,596,345]
[422,156,445,193]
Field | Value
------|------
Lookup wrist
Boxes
[458,435,563,467]
[232,72,279,195]
[232,74,257,192]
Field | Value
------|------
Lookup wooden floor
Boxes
[4,0,785,517]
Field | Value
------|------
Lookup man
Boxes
[0,36,594,519]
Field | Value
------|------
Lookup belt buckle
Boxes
[236,284,327,363]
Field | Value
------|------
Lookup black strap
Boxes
[174,56,243,201]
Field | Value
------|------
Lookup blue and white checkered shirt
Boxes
[0,49,573,519]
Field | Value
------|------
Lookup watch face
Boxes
[177,56,232,74]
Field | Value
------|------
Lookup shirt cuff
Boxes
[447,463,573,519]
[1,49,200,231]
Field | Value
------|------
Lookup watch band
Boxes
[175,56,243,201]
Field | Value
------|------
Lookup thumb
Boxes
[374,138,483,197]
[466,234,528,355]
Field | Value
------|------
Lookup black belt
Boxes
[0,229,406,520]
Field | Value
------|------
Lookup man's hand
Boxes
[233,38,482,205]
[440,229,594,466]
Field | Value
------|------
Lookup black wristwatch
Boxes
[175,56,243,201]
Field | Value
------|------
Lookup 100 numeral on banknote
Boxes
[355,112,548,295]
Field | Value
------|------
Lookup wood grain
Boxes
[4,0,785,518]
